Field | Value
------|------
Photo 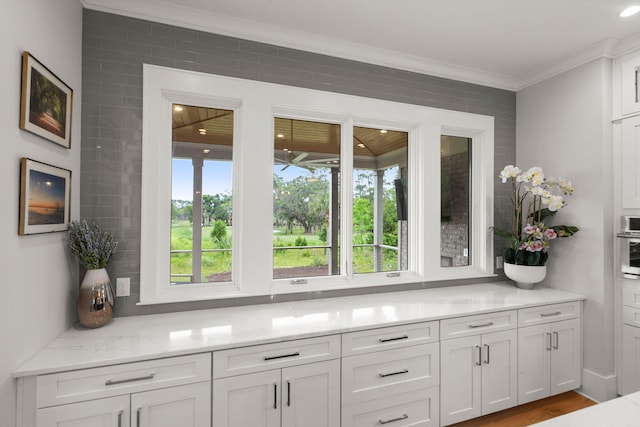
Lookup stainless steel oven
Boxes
[619,216,640,278]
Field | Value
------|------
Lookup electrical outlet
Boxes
[496,256,504,269]
[116,277,130,297]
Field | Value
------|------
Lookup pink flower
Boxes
[544,228,557,240]
[523,224,536,234]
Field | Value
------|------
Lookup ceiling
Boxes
[83,0,640,90]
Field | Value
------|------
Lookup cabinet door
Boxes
[621,325,640,395]
[440,336,481,425]
[281,359,340,427]
[481,329,517,415]
[622,116,640,208]
[213,369,281,427]
[621,55,640,115]
[131,382,210,427]
[518,324,551,404]
[550,318,581,395]
[36,395,129,427]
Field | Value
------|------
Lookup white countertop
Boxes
[14,282,585,377]
[531,391,640,426]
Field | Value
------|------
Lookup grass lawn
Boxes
[170,220,399,280]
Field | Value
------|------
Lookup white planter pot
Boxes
[503,263,547,290]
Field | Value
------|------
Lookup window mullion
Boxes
[341,120,354,278]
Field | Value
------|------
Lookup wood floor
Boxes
[450,391,597,427]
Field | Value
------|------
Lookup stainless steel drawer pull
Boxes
[105,373,155,386]
[117,410,123,427]
[379,335,409,343]
[553,331,559,349]
[264,351,301,361]
[468,321,494,328]
[379,368,409,378]
[379,414,408,424]
[540,311,562,317]
[546,332,552,351]
[136,408,141,427]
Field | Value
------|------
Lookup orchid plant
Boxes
[491,165,579,266]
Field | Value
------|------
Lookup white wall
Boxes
[0,0,82,424]
[517,58,617,401]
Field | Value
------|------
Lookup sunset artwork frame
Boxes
[19,51,73,148]
[19,158,71,235]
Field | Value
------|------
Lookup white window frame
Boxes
[140,64,495,305]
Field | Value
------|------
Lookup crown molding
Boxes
[82,0,640,93]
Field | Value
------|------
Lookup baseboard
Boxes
[579,369,617,402]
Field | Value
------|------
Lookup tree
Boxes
[210,219,227,246]
[273,172,328,234]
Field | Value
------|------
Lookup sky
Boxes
[171,159,315,201]
[28,169,66,208]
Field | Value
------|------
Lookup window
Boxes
[171,104,233,284]
[352,127,408,274]
[440,135,471,267]
[141,65,495,304]
[273,118,341,280]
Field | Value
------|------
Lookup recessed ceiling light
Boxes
[277,133,285,138]
[357,143,365,148]
[620,5,640,17]
[203,149,210,154]
[174,105,184,112]
[380,129,388,134]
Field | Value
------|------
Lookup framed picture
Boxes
[19,51,73,148]
[19,158,71,235]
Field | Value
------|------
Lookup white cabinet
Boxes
[620,53,640,116]
[621,324,640,395]
[439,311,518,425]
[621,116,640,208]
[36,395,129,427]
[31,354,212,427]
[621,286,640,395]
[212,335,341,427]
[341,322,440,427]
[518,318,581,404]
[440,328,517,425]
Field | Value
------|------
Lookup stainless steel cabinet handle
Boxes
[105,373,155,386]
[484,344,490,364]
[379,369,409,378]
[273,383,277,409]
[379,335,409,343]
[136,408,141,427]
[475,345,482,366]
[264,352,300,361]
[546,332,552,351]
[117,410,123,427]
[287,380,291,407]
[468,322,494,328]
[379,414,408,424]
[540,311,562,317]
[553,331,559,349]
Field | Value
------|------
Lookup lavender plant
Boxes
[66,220,118,269]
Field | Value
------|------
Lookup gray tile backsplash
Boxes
[81,9,515,317]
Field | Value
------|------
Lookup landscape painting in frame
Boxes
[19,51,73,148]
[19,158,71,235]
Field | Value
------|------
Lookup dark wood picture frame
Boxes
[19,158,71,235]
[19,52,73,148]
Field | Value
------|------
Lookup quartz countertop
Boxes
[14,282,585,378]
[531,391,640,426]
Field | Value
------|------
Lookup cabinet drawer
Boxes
[623,305,640,327]
[212,334,340,378]
[440,310,516,340]
[518,301,581,327]
[342,387,439,427]
[342,343,439,405]
[342,321,438,357]
[37,353,211,408]
[623,286,640,309]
